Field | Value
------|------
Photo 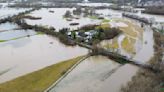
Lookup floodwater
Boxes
[96,8,164,22]
[0,34,88,83]
[95,9,122,18]
[95,64,139,92]
[98,9,155,63]
[134,10,164,22]
[0,8,30,19]
[0,3,8,8]
[50,56,120,92]
[49,56,139,92]
[140,13,164,22]
[133,26,154,63]
[77,3,113,7]
[100,25,154,63]
[0,29,36,40]
[25,8,101,31]
[18,8,155,92]
[0,6,159,92]
[0,22,18,31]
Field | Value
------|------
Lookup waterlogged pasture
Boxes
[25,8,101,31]
[0,33,88,83]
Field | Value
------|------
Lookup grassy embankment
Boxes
[0,56,84,92]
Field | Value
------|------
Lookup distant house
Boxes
[67,31,72,36]
[67,31,80,39]
[85,30,97,38]
[67,30,98,43]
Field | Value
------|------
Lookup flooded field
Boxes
[0,3,163,92]
[0,8,30,19]
[95,64,139,92]
[95,9,122,18]
[47,8,159,92]
[50,56,120,92]
[0,22,18,31]
[25,8,101,31]
[77,3,113,7]
[132,10,164,22]
[99,18,154,63]
[0,32,88,83]
[0,30,36,41]
[133,26,154,63]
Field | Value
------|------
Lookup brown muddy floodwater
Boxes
[95,64,139,92]
[50,56,120,92]
[25,8,101,31]
[0,34,88,83]
[0,7,157,92]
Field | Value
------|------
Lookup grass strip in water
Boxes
[0,36,29,43]
[0,40,6,42]
[88,16,99,19]
[0,33,43,43]
[102,19,110,23]
[37,32,44,35]
[0,56,84,92]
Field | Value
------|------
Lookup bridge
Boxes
[77,42,160,73]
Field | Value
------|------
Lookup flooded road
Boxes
[0,34,88,83]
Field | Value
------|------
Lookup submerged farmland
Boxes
[0,2,163,92]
